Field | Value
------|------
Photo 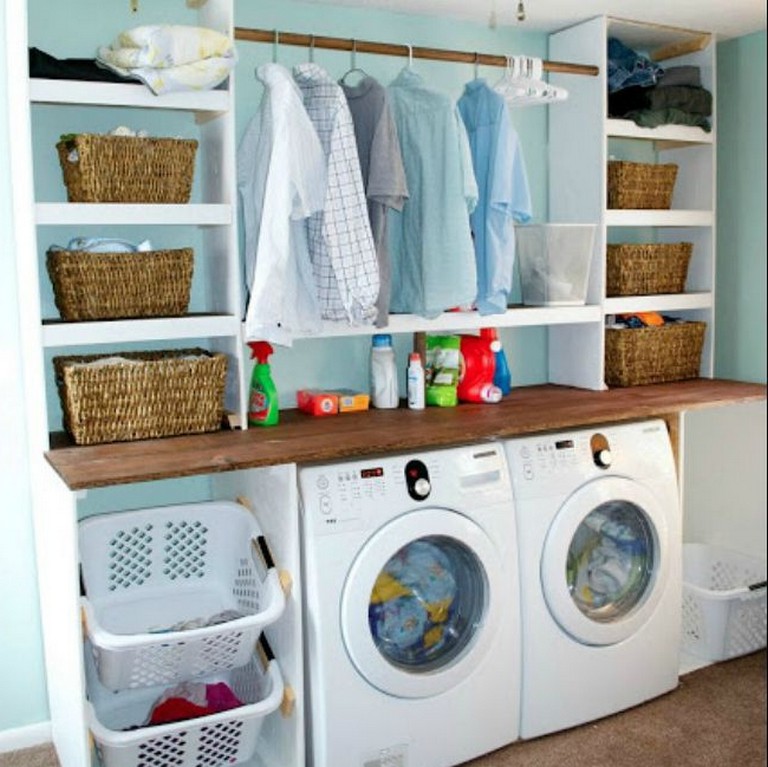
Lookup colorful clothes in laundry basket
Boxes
[369,539,459,667]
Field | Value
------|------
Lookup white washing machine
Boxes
[503,419,682,740]
[299,443,521,767]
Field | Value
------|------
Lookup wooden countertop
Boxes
[45,379,766,490]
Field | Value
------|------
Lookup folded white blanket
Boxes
[97,25,237,95]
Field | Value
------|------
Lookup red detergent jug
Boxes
[457,334,502,404]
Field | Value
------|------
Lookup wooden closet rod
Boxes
[234,27,599,77]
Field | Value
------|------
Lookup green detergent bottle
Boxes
[247,341,279,427]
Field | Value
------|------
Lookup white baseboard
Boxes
[0,721,52,754]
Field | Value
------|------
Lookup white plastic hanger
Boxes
[340,39,369,87]
[494,55,568,107]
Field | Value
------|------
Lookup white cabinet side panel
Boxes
[212,466,304,767]
[35,465,89,767]
[682,401,767,560]
[549,17,606,223]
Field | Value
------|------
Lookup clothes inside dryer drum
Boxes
[567,501,655,622]
[369,536,487,672]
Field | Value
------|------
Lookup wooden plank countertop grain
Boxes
[45,379,766,490]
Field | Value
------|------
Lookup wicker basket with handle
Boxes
[54,348,228,445]
[604,321,706,387]
[46,247,194,321]
[607,161,678,209]
[56,134,198,203]
[606,242,692,296]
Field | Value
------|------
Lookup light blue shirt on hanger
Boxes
[386,67,478,318]
[458,79,532,315]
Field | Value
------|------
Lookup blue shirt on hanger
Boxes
[387,67,478,318]
[458,79,532,315]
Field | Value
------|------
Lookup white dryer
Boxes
[503,419,682,739]
[299,443,521,767]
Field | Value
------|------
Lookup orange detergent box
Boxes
[297,389,339,416]
[329,389,370,413]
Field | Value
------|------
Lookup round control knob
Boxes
[594,448,612,468]
[413,477,431,498]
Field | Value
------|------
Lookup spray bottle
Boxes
[247,341,279,427]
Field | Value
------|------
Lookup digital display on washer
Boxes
[555,439,574,449]
[360,467,384,479]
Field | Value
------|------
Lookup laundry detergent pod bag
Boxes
[425,335,461,407]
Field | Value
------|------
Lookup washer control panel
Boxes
[299,444,511,536]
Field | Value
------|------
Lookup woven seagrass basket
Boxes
[46,247,193,321]
[604,321,706,387]
[606,242,692,296]
[607,161,678,209]
[54,348,228,445]
[56,134,198,203]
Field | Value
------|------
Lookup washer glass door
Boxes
[541,477,669,646]
[341,508,502,698]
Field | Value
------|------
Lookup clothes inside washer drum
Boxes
[369,539,460,666]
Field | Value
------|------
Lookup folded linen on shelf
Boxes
[97,24,237,95]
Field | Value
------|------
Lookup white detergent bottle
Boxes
[407,352,426,410]
[371,334,399,409]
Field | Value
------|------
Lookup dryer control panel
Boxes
[298,444,512,537]
[505,420,675,500]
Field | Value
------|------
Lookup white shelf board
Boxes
[29,78,230,112]
[36,203,232,226]
[41,314,240,347]
[605,209,714,227]
[290,305,603,339]
[606,118,713,146]
[603,292,714,315]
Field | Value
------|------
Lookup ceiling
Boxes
[297,0,767,41]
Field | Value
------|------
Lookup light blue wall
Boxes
[715,31,767,384]
[0,2,766,740]
[0,0,50,732]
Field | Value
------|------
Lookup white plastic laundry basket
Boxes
[682,543,767,661]
[79,501,286,690]
[86,638,284,767]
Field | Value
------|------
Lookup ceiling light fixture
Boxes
[489,0,498,29]
[516,0,526,22]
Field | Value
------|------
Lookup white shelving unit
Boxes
[549,16,717,387]
[7,2,304,766]
[30,73,246,422]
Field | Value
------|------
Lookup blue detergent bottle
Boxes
[481,327,512,395]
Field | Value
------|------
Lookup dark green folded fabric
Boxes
[623,108,712,132]
[648,86,712,116]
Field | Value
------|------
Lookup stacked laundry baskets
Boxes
[78,501,286,767]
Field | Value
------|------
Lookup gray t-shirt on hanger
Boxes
[341,76,409,327]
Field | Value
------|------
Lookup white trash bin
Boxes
[515,224,596,306]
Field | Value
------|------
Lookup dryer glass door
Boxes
[541,477,670,646]
[341,508,503,698]
[567,501,655,621]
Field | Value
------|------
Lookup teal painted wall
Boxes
[715,31,767,384]
[0,2,766,739]
[0,0,51,733]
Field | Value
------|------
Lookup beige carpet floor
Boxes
[1,651,764,767]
